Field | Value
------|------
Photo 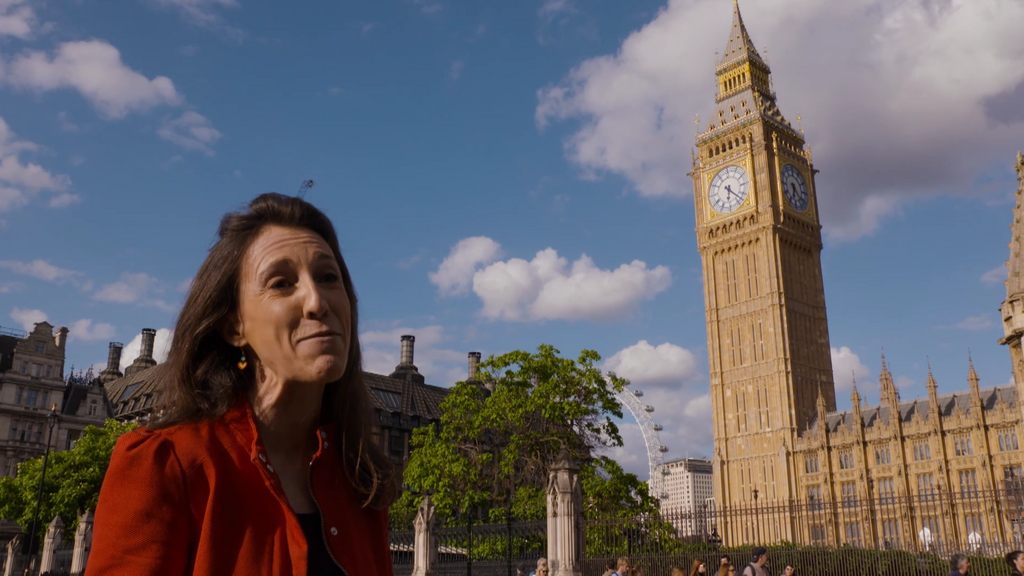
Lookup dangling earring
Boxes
[237,350,248,370]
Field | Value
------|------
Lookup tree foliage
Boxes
[393,345,657,527]
[0,419,137,543]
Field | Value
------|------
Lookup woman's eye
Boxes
[321,272,340,283]
[270,278,292,289]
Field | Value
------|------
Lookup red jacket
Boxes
[85,398,393,576]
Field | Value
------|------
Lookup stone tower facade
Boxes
[1000,151,1024,424]
[690,0,835,509]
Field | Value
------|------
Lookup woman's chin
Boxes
[307,355,347,383]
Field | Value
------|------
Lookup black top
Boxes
[296,512,346,576]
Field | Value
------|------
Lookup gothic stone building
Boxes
[693,1,1024,547]
[0,322,111,478]
[103,332,453,463]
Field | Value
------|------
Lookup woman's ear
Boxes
[220,312,247,348]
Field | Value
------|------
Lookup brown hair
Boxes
[689,559,706,576]
[153,192,396,509]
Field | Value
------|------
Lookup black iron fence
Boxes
[390,516,547,576]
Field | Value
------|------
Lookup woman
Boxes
[86,193,397,575]
[1007,550,1024,576]
[717,563,736,576]
[689,559,708,576]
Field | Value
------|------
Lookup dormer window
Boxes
[35,341,46,354]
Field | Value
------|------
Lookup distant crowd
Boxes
[513,547,1024,576]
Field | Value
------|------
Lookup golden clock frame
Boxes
[704,153,756,222]
[772,133,817,223]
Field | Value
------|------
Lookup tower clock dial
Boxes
[781,164,809,212]
[708,166,750,214]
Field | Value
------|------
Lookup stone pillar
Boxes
[412,496,437,576]
[39,515,64,573]
[71,510,94,576]
[3,534,23,576]
[547,450,583,576]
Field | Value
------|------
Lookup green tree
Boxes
[393,345,657,527]
[0,419,137,542]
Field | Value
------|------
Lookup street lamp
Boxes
[26,404,60,573]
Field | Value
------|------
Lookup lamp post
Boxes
[26,404,60,574]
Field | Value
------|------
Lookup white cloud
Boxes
[450,60,464,81]
[429,236,503,296]
[10,307,47,332]
[539,0,575,19]
[149,0,240,38]
[0,117,72,212]
[411,0,442,14]
[176,277,193,292]
[831,346,875,393]
[68,319,116,342]
[69,155,84,166]
[327,86,344,96]
[360,325,468,385]
[982,264,1008,284]
[57,111,79,132]
[119,328,174,371]
[157,111,222,156]
[2,40,183,119]
[536,0,1024,242]
[603,340,699,387]
[93,272,163,306]
[48,193,80,208]
[0,258,82,284]
[957,314,994,330]
[470,248,672,322]
[0,0,38,39]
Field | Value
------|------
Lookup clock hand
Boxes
[725,185,742,201]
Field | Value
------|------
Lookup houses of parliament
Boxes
[693,1,1024,547]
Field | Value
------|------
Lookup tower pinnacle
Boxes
[721,0,766,68]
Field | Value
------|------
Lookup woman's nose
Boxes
[301,279,328,319]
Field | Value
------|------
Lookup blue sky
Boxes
[2,0,1024,477]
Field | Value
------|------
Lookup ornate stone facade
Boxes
[694,2,1024,547]
[691,1,835,509]
[0,322,110,479]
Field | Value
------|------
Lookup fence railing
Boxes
[650,485,1024,554]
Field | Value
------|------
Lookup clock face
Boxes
[781,164,809,212]
[708,166,750,214]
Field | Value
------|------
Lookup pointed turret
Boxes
[926,360,941,420]
[851,376,863,427]
[879,352,899,409]
[720,0,767,69]
[968,353,983,409]
[816,385,828,428]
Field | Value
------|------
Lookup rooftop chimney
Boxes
[468,351,481,381]
[140,328,156,360]
[399,335,415,367]
[389,334,424,384]
[124,328,159,377]
[99,342,124,385]
[55,327,69,350]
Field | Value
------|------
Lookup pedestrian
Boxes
[948,553,970,576]
[1006,550,1024,576]
[689,559,708,576]
[85,193,398,575]
[629,566,644,576]
[718,563,736,576]
[779,565,794,576]
[604,559,620,576]
[615,557,631,576]
[741,547,768,576]
[720,556,731,569]
[671,566,686,576]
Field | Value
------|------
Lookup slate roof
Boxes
[104,363,171,419]
[364,372,450,423]
[719,0,766,69]
[823,386,1017,433]
[102,363,452,423]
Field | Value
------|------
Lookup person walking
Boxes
[689,559,708,576]
[741,547,768,576]
[86,193,398,576]
[1006,550,1024,576]
[778,564,794,576]
[947,553,970,576]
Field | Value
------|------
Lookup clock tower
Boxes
[691,1,836,513]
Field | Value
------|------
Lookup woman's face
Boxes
[1016,554,1024,571]
[230,225,351,386]
[698,564,706,573]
